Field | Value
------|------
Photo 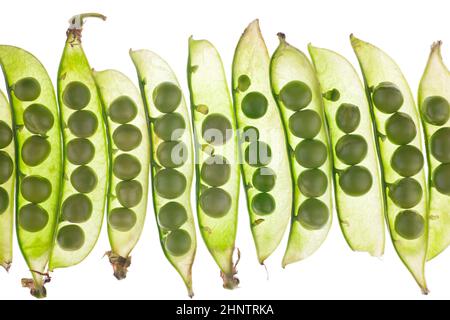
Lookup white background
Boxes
[0,0,448,300]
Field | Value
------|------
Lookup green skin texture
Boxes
[130,49,197,297]
[94,69,150,277]
[418,42,450,261]
[0,45,63,297]
[232,20,293,264]
[271,36,333,265]
[0,91,14,271]
[309,45,385,256]
[351,35,428,293]
[187,38,240,288]
[49,29,109,269]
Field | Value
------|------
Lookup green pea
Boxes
[385,112,417,145]
[154,113,186,141]
[199,187,231,218]
[113,154,141,181]
[68,110,98,138]
[108,208,137,232]
[279,80,312,111]
[165,229,192,256]
[294,139,327,168]
[237,75,251,92]
[113,124,142,151]
[66,138,95,165]
[335,134,368,165]
[201,155,230,187]
[63,81,91,110]
[251,193,275,215]
[0,187,9,214]
[23,104,54,135]
[158,201,187,230]
[70,165,98,193]
[0,151,13,184]
[335,103,361,133]
[61,194,92,223]
[298,169,328,197]
[0,121,13,148]
[242,126,259,142]
[201,113,232,146]
[21,135,50,166]
[252,167,276,192]
[152,82,182,113]
[242,92,268,119]
[391,145,424,177]
[109,95,137,124]
[244,141,272,167]
[154,168,186,199]
[394,210,424,240]
[296,198,329,230]
[389,178,423,209]
[323,88,341,102]
[156,141,187,168]
[21,175,51,203]
[57,225,85,251]
[430,127,450,163]
[116,180,143,208]
[289,109,321,139]
[13,77,41,101]
[339,165,373,196]
[421,96,450,126]
[433,163,450,195]
[372,82,404,114]
[18,204,48,232]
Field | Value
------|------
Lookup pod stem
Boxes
[221,248,240,290]
[21,271,51,299]
[105,251,131,280]
[66,13,106,43]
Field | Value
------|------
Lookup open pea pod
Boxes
[351,35,428,293]
[49,14,109,270]
[270,35,333,265]
[418,41,450,260]
[309,45,385,256]
[94,69,150,279]
[187,38,240,288]
[232,20,293,264]
[130,49,197,297]
[0,45,63,298]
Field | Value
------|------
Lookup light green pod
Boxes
[0,45,63,298]
[232,20,293,264]
[94,69,150,279]
[49,14,109,270]
[309,45,385,256]
[351,35,428,293]
[0,90,14,271]
[418,42,450,260]
[130,49,197,297]
[270,35,333,265]
[187,37,240,288]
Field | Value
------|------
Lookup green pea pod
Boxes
[351,35,428,294]
[232,20,293,264]
[94,69,150,279]
[187,37,240,288]
[0,90,14,271]
[309,45,385,256]
[130,49,197,297]
[49,14,109,270]
[0,45,63,298]
[418,41,450,260]
[270,35,333,265]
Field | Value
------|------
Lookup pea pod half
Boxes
[0,45,63,298]
[418,41,450,260]
[187,37,240,288]
[94,69,150,279]
[271,34,333,265]
[351,35,428,293]
[130,49,197,297]
[309,45,385,256]
[49,14,109,270]
[232,20,293,264]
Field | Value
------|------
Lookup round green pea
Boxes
[109,95,137,124]
[21,136,50,166]
[385,112,417,145]
[154,168,186,199]
[430,127,450,163]
[158,202,187,230]
[165,229,192,256]
[339,165,373,196]
[289,109,321,139]
[242,126,259,142]
[296,198,329,230]
[433,163,450,195]
[21,175,51,203]
[116,180,143,208]
[68,110,98,138]
[18,204,48,232]
[298,169,328,197]
[156,141,187,168]
[294,139,327,168]
[389,178,423,209]
[23,104,54,135]
[244,141,272,167]
[0,151,13,184]
[372,82,404,114]
[0,121,13,148]
[251,193,275,216]
[252,167,276,192]
[63,81,91,110]
[113,124,142,151]
[109,208,137,232]
[71,165,98,193]
[199,187,232,218]
[57,224,85,251]
[154,113,186,141]
[279,80,312,111]
[242,92,268,119]
[335,103,361,133]
[152,82,182,113]
[391,145,424,177]
[201,155,230,187]
[237,75,251,92]
[335,134,368,165]
[113,154,141,181]
[61,193,92,223]
[394,210,424,240]
[421,96,449,126]
[0,187,9,214]
[13,77,41,101]
[66,138,95,165]
[201,113,232,146]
